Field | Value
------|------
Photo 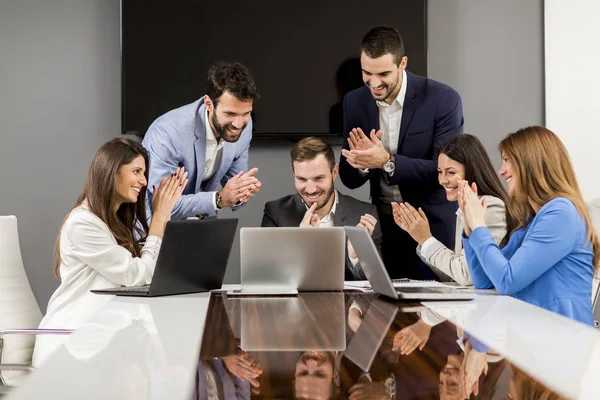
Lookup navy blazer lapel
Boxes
[194,101,208,194]
[367,101,380,132]
[397,71,418,151]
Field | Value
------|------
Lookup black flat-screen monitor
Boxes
[121,0,428,137]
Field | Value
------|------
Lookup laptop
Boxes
[344,299,398,372]
[92,218,238,297]
[231,227,345,294]
[237,292,346,351]
[344,227,474,300]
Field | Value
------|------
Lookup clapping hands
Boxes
[457,180,487,237]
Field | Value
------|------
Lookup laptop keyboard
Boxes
[124,284,150,292]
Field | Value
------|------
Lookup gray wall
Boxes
[0,0,544,309]
[0,0,121,312]
[427,0,545,168]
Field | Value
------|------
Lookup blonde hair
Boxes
[499,126,600,272]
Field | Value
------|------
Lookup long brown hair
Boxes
[499,126,600,271]
[440,134,516,247]
[511,365,566,400]
[53,138,150,279]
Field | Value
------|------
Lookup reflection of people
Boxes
[508,365,566,400]
[329,58,363,134]
[221,350,262,394]
[392,318,431,356]
[392,134,511,285]
[262,137,382,280]
[340,26,463,280]
[33,139,186,367]
[294,351,340,399]
[142,61,262,220]
[438,339,507,400]
[194,351,261,400]
[460,126,599,325]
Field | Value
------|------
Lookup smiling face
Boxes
[438,153,466,202]
[439,354,464,400]
[114,155,147,207]
[206,91,253,143]
[294,351,338,400]
[293,154,338,215]
[499,152,517,197]
[360,52,406,104]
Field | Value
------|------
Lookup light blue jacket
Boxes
[142,98,251,220]
[464,197,594,325]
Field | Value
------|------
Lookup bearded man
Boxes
[143,61,262,220]
[261,137,382,280]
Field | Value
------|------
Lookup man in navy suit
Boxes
[340,26,463,280]
[142,62,262,220]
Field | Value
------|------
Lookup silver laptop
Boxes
[233,227,345,294]
[238,292,346,351]
[344,227,474,300]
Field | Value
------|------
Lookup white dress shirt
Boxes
[358,69,407,204]
[203,109,225,181]
[376,69,407,204]
[32,202,162,367]
[203,109,225,211]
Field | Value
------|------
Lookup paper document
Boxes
[343,279,470,291]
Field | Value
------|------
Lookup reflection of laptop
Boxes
[344,227,474,300]
[345,299,397,372]
[92,219,238,297]
[232,227,345,294]
[238,292,346,351]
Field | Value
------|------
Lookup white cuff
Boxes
[358,168,370,176]
[141,235,163,261]
[212,192,219,211]
[419,237,439,259]
[349,300,363,316]
[419,309,446,327]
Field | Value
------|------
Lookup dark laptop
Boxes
[92,218,238,297]
[344,226,475,300]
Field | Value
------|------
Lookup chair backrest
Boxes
[586,201,600,327]
[0,216,43,384]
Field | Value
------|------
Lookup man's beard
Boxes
[211,111,246,143]
[299,182,335,211]
[367,76,400,102]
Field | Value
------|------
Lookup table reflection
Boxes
[196,293,569,399]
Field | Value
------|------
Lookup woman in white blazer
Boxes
[392,134,514,285]
[32,138,188,366]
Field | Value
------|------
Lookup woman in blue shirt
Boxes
[458,126,599,325]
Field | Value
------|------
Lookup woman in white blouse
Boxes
[392,134,514,285]
[32,138,187,366]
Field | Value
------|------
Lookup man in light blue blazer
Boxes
[142,62,262,220]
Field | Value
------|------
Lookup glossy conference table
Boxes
[6,286,600,399]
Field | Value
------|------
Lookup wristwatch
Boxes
[384,373,397,399]
[382,153,395,175]
[215,192,222,210]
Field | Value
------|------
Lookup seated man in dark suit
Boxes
[262,137,382,280]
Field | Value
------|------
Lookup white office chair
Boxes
[587,200,600,327]
[0,216,71,389]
